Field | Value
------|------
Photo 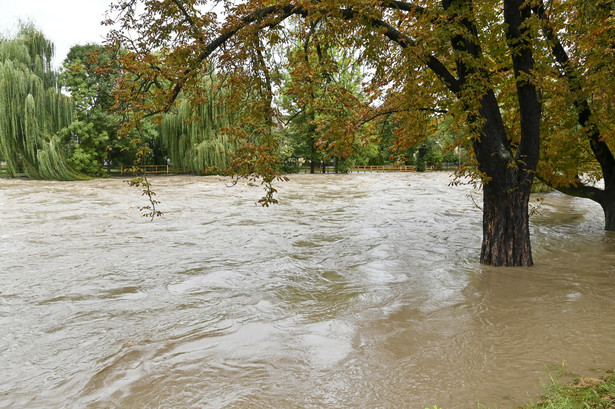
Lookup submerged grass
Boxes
[424,370,615,409]
[518,370,615,409]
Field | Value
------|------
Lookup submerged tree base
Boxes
[480,187,534,267]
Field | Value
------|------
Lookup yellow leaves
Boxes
[101,0,615,209]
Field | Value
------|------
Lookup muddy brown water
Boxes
[1,172,614,408]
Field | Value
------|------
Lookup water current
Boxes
[1,172,614,408]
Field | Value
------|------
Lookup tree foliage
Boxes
[278,29,374,173]
[527,0,615,230]
[0,22,80,180]
[60,43,141,175]
[160,71,236,174]
[103,0,581,266]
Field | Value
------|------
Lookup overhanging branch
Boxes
[161,2,460,113]
[539,176,604,203]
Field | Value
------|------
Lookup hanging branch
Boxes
[126,172,162,221]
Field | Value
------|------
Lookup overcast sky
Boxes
[0,0,114,69]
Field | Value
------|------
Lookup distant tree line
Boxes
[0,22,469,180]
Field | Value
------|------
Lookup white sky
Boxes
[0,0,114,69]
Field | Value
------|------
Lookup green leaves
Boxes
[0,23,79,180]
[126,174,163,220]
[160,73,235,174]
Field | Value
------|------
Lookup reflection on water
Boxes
[1,173,614,408]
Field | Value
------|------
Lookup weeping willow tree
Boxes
[160,76,235,175]
[0,22,81,180]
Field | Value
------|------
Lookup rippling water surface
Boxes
[1,172,614,408]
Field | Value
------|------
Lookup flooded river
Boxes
[1,172,614,408]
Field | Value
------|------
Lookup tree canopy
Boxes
[0,22,80,179]
[59,44,114,176]
[530,1,615,231]
[103,0,553,266]
[160,70,236,174]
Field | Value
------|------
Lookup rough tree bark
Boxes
[440,0,541,266]
[473,89,538,266]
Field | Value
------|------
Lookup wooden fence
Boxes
[350,165,416,173]
[120,164,187,175]
[294,164,456,174]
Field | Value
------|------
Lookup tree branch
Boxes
[359,106,448,127]
[505,0,541,174]
[540,177,605,203]
[165,4,308,112]
[170,0,207,45]
[380,0,426,15]
[159,3,461,117]
[339,8,461,94]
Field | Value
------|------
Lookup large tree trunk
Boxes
[435,0,541,266]
[473,0,540,267]
[473,96,536,266]
[602,199,615,231]
[472,87,537,266]
[481,183,533,266]
[598,183,615,231]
